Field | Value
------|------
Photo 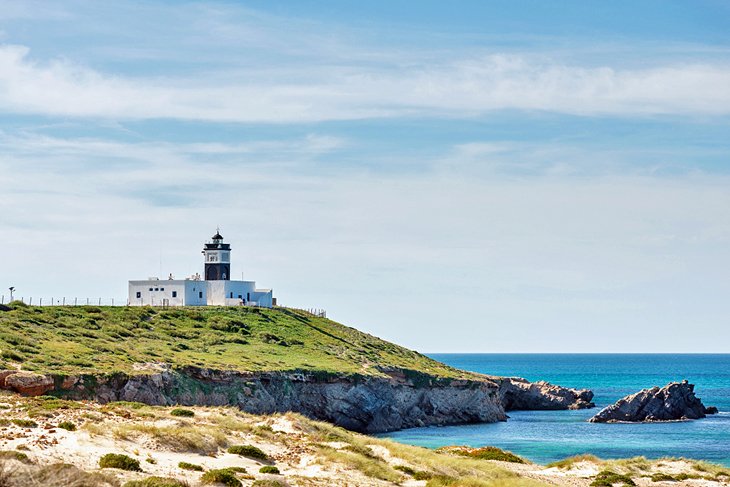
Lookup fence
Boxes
[0,295,327,316]
[0,296,126,306]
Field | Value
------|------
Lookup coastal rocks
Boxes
[589,380,717,423]
[3,372,54,396]
[14,367,594,434]
[498,377,595,410]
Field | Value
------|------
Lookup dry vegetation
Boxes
[0,392,728,486]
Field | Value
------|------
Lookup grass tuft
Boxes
[99,453,142,471]
[227,444,268,461]
[200,469,242,487]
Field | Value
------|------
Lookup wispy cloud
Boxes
[2,44,730,122]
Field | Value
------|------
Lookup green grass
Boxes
[98,453,142,471]
[123,478,188,487]
[57,421,77,431]
[178,461,204,471]
[590,470,636,487]
[170,408,195,417]
[200,469,242,487]
[10,419,38,428]
[437,446,527,464]
[227,444,268,460]
[0,306,471,379]
[259,465,280,474]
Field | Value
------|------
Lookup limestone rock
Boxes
[5,372,55,396]
[499,377,595,410]
[589,380,716,423]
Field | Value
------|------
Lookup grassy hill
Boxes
[0,303,471,379]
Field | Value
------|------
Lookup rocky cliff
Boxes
[0,367,593,433]
[589,380,717,423]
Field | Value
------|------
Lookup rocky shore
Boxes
[0,367,593,433]
[589,380,717,423]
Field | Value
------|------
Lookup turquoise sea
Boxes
[380,354,730,466]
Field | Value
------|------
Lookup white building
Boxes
[128,231,274,307]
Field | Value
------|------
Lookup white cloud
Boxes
[1,45,730,122]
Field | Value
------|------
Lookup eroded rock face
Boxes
[4,372,54,396]
[589,380,716,423]
[5,367,595,433]
[498,377,595,410]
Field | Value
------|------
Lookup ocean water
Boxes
[380,354,730,466]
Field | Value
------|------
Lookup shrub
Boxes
[170,408,195,418]
[227,444,268,461]
[178,461,204,471]
[591,470,635,487]
[252,481,286,487]
[650,473,677,482]
[200,469,242,487]
[57,421,77,431]
[11,419,38,428]
[436,445,526,464]
[259,466,280,474]
[0,450,32,463]
[123,477,189,487]
[99,453,142,471]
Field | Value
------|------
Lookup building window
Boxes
[199,291,203,299]
[172,291,177,298]
[230,292,233,298]
[154,288,159,291]
[238,295,242,299]
[136,292,141,298]
[149,288,153,291]
[247,292,250,301]
[161,287,165,291]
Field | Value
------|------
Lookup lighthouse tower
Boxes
[203,229,231,281]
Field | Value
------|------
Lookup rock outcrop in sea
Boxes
[589,380,718,423]
[0,367,594,433]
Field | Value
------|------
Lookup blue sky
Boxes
[1,1,729,352]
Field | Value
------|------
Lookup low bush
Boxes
[99,453,142,471]
[123,477,189,487]
[259,466,280,474]
[650,473,677,482]
[170,408,195,418]
[200,469,242,487]
[11,419,38,428]
[227,444,268,461]
[436,445,526,464]
[591,470,636,487]
[57,421,77,431]
[178,461,204,471]
[251,481,286,487]
[0,450,32,463]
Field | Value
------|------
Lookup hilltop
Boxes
[0,303,592,433]
[0,303,465,378]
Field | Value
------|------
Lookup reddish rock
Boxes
[5,373,54,396]
[0,370,17,389]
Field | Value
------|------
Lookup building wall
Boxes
[128,280,271,308]
[206,280,258,306]
[128,280,206,306]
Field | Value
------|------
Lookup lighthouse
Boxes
[128,230,273,307]
[203,229,231,281]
